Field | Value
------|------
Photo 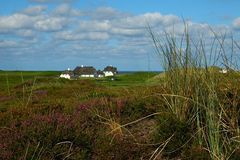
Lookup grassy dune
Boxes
[1,26,240,159]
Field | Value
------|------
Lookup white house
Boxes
[60,68,74,79]
[73,65,96,78]
[95,70,105,78]
[103,71,114,77]
[60,73,71,79]
[103,66,117,77]
[219,68,228,74]
[81,74,95,78]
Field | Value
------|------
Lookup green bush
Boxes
[154,114,191,158]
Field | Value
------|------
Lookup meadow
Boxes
[1,27,240,159]
[1,71,164,159]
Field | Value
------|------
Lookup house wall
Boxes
[104,71,114,77]
[219,69,228,74]
[96,74,104,78]
[80,74,94,78]
[60,74,71,79]
[98,75,104,78]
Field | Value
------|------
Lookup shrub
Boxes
[154,114,191,158]
[0,111,93,160]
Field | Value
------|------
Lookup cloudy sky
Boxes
[0,0,240,71]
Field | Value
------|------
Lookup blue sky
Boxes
[0,0,240,71]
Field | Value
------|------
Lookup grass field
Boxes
[0,71,61,91]
[0,71,159,90]
[96,72,159,86]
[0,71,165,159]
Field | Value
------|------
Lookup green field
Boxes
[0,71,61,91]
[96,72,159,86]
[0,71,158,89]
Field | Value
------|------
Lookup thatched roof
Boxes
[62,70,74,75]
[96,70,104,75]
[74,66,96,75]
[103,66,117,73]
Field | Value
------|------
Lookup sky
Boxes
[0,0,240,71]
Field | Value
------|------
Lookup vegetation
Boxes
[0,71,60,91]
[148,24,240,159]
[0,71,161,159]
[1,25,240,159]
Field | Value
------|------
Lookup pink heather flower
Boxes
[77,104,89,111]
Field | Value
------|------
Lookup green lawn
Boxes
[0,71,160,92]
[96,72,160,87]
[0,71,61,91]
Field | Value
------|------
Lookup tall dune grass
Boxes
[148,24,240,159]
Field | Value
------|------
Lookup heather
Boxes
[0,72,161,159]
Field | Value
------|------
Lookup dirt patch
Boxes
[32,90,48,100]
[0,95,13,102]
[128,118,157,144]
[14,81,34,90]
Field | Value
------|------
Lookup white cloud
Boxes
[22,5,47,15]
[0,39,37,49]
[29,0,50,2]
[0,14,33,31]
[90,7,130,20]
[153,20,231,39]
[55,31,110,41]
[54,4,70,14]
[53,4,83,16]
[78,20,111,32]
[0,13,69,33]
[113,12,180,29]
[15,29,36,37]
[110,28,144,36]
[73,12,179,37]
[233,17,240,30]
[29,0,74,3]
[0,40,18,48]
[0,4,239,70]
[0,6,181,39]
[34,16,68,31]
